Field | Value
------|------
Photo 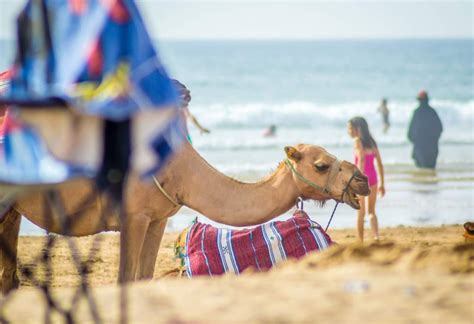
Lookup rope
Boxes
[325,202,339,231]
[284,159,327,193]
[152,176,181,208]
[296,197,304,210]
[325,171,358,231]
[285,158,360,232]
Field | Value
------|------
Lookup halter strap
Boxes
[285,158,361,232]
[325,171,359,231]
[340,171,359,202]
[324,159,341,194]
[284,158,341,196]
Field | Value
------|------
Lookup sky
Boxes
[0,1,472,40]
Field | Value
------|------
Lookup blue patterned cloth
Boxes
[1,0,179,118]
[0,0,184,186]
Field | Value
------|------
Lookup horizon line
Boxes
[157,36,474,41]
[1,36,472,42]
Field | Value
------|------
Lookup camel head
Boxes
[284,144,370,209]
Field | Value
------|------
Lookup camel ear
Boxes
[284,146,302,162]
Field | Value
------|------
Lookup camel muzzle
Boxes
[352,172,370,196]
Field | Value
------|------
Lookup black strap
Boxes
[325,170,360,231]
[96,119,131,203]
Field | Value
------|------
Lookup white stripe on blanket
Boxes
[219,228,239,274]
[262,222,286,265]
[308,221,330,250]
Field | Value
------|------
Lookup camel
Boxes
[0,142,369,293]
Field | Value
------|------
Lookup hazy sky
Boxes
[0,1,472,39]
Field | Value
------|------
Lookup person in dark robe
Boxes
[408,91,443,169]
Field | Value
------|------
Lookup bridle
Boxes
[284,158,360,230]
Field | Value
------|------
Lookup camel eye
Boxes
[315,163,330,172]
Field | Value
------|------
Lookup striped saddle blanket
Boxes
[175,210,333,277]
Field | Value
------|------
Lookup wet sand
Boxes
[2,225,473,323]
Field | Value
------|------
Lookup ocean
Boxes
[0,39,473,234]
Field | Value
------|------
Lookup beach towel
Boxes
[175,210,333,277]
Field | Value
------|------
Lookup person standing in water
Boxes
[263,124,277,137]
[378,98,390,133]
[408,90,443,169]
[348,117,385,242]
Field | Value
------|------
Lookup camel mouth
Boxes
[344,189,361,209]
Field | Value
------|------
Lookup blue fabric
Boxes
[1,0,179,120]
[0,126,90,185]
[0,0,184,186]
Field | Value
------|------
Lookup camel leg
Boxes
[0,209,21,295]
[136,218,167,280]
[118,213,150,283]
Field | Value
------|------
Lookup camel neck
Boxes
[177,145,300,226]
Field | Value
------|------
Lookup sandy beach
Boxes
[1,225,472,323]
[0,1,472,323]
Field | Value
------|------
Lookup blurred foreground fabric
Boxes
[0,0,183,188]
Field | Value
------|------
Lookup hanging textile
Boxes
[0,0,184,188]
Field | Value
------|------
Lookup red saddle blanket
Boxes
[175,210,333,277]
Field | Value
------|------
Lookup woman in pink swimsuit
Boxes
[348,117,385,242]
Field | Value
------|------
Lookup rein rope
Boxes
[325,172,359,230]
[325,202,339,232]
[152,176,181,208]
[285,158,359,231]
